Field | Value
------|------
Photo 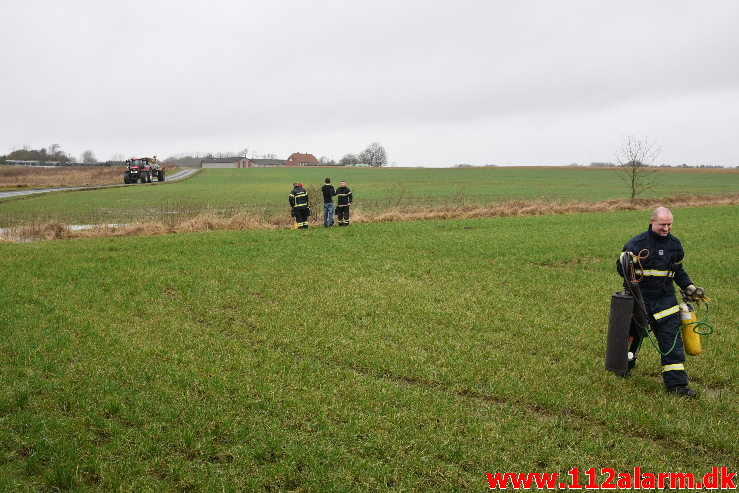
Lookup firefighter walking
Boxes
[289,182,310,228]
[335,180,353,226]
[616,207,704,397]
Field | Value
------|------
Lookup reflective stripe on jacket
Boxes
[289,187,309,208]
[616,227,692,319]
[335,186,352,207]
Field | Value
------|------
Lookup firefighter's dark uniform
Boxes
[289,185,310,228]
[335,185,352,226]
[617,226,693,389]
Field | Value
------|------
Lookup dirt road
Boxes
[0,168,199,200]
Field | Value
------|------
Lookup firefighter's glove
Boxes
[683,284,706,301]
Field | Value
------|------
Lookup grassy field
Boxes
[0,166,126,190]
[1,205,737,491]
[1,167,738,228]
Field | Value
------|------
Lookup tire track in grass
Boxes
[262,338,737,466]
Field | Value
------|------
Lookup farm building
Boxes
[285,153,319,167]
[200,155,320,168]
[200,157,251,169]
[199,157,287,168]
[249,158,286,167]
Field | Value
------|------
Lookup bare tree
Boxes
[48,143,62,158]
[339,153,360,166]
[616,135,661,200]
[358,142,388,167]
[110,152,126,162]
[81,150,97,164]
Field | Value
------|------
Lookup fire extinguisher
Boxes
[680,302,701,356]
[679,287,714,356]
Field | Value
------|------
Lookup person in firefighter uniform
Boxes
[289,182,310,229]
[617,207,703,397]
[335,180,353,226]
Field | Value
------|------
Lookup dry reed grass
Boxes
[0,166,124,188]
[3,193,737,242]
[0,221,69,242]
[359,193,739,223]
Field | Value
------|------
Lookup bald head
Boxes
[651,207,672,221]
[650,207,673,237]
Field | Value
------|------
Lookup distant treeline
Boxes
[1,144,73,164]
[4,160,123,167]
[0,144,113,166]
[589,162,734,169]
[163,142,389,167]
[163,155,204,167]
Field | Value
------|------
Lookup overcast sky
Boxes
[1,1,738,166]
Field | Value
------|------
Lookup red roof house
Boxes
[285,152,319,167]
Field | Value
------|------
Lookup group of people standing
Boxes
[288,178,353,229]
[287,179,705,397]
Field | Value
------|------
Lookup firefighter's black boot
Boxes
[666,386,697,398]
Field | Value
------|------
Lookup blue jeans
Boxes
[323,202,334,226]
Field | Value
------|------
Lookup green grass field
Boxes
[1,204,737,491]
[1,167,738,227]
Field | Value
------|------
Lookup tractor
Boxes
[124,157,165,184]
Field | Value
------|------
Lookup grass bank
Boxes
[2,167,738,228]
[1,206,736,491]
[2,192,738,242]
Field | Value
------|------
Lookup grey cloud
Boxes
[1,0,738,165]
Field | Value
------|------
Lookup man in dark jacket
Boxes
[321,178,336,227]
[617,207,703,397]
[335,181,353,226]
[288,182,310,228]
